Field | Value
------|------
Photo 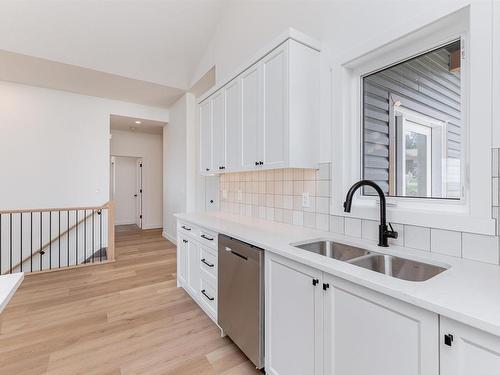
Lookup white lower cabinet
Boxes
[266,253,439,375]
[323,274,439,375]
[265,253,323,375]
[441,317,500,375]
[177,221,218,323]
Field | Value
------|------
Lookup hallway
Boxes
[0,226,259,375]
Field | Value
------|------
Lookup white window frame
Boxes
[331,4,496,235]
[394,106,449,198]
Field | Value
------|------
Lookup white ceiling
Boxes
[0,0,227,91]
[110,114,166,135]
[0,49,185,108]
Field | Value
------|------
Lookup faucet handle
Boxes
[387,222,398,239]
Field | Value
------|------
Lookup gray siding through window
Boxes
[363,43,462,197]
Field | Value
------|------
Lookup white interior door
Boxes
[114,157,139,226]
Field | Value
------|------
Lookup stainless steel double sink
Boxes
[293,240,447,282]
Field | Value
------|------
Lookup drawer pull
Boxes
[201,258,215,268]
[201,289,215,301]
[181,225,191,231]
[182,239,188,244]
[201,234,214,241]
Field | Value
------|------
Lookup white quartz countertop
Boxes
[0,273,23,313]
[175,211,500,336]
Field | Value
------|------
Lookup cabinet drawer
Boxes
[199,228,217,249]
[199,275,217,316]
[200,246,217,278]
[178,221,199,238]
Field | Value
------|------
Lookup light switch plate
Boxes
[302,192,310,208]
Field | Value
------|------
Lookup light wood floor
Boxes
[0,225,261,375]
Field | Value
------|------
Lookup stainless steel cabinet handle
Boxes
[201,234,213,241]
[201,289,214,301]
[201,258,214,268]
[181,225,191,231]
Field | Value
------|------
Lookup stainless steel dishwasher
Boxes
[218,235,264,369]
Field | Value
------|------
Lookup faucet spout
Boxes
[343,180,397,247]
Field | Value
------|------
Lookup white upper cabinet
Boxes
[212,90,226,171]
[441,317,500,375]
[262,44,288,168]
[225,79,242,170]
[199,100,213,174]
[198,35,320,175]
[241,64,261,170]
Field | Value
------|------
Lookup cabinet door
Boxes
[187,240,200,297]
[225,79,242,170]
[266,253,323,375]
[262,43,288,168]
[241,63,261,169]
[177,235,189,286]
[323,274,438,375]
[212,90,226,171]
[200,100,213,174]
[441,317,500,375]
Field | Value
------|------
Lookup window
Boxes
[362,40,462,200]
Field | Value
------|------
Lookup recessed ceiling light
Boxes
[135,120,142,124]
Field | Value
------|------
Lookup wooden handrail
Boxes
[1,201,115,274]
[0,202,109,215]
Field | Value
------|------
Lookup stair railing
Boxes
[0,201,115,275]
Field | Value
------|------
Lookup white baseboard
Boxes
[162,231,177,245]
[142,223,163,230]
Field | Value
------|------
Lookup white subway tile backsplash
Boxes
[292,211,304,226]
[345,218,362,238]
[361,220,378,242]
[304,212,316,228]
[219,154,500,265]
[316,213,330,231]
[330,215,344,234]
[316,197,329,214]
[316,180,330,197]
[462,233,499,264]
[283,195,293,210]
[404,225,431,251]
[431,229,462,257]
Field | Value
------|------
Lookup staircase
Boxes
[0,201,115,275]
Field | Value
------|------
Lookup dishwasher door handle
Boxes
[225,246,248,261]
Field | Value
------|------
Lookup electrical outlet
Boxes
[237,190,243,202]
[302,192,310,208]
[222,190,228,199]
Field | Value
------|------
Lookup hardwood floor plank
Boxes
[0,226,261,375]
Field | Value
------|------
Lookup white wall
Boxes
[110,130,163,229]
[163,93,198,242]
[0,80,169,210]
